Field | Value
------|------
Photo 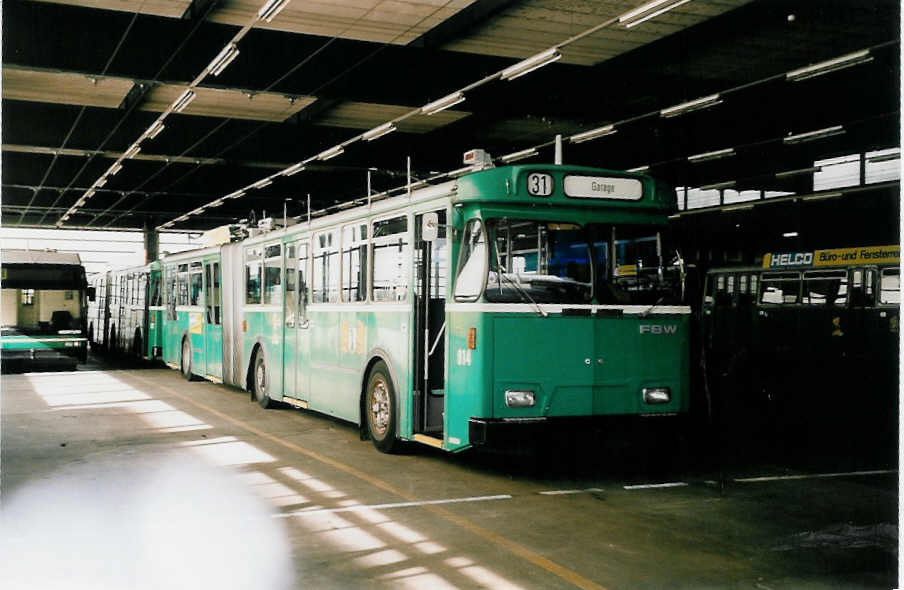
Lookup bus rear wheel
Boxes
[253,351,272,409]
[181,337,194,381]
[366,361,399,453]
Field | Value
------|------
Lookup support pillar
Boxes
[143,218,159,264]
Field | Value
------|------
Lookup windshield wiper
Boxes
[493,267,547,317]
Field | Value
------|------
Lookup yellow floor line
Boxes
[127,370,609,590]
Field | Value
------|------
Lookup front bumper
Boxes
[468,414,681,447]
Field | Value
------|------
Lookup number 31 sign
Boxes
[526,173,553,197]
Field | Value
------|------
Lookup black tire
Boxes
[365,361,399,453]
[252,350,272,408]
[181,337,194,380]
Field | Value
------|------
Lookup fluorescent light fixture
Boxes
[627,165,650,173]
[619,0,692,28]
[226,190,246,199]
[317,145,344,161]
[83,189,95,199]
[96,178,108,188]
[250,178,273,190]
[783,125,845,144]
[660,94,721,118]
[282,163,305,176]
[786,50,872,82]
[362,122,397,142]
[698,180,736,190]
[61,214,70,221]
[570,124,616,143]
[409,180,428,190]
[775,166,822,178]
[172,89,196,113]
[721,203,754,212]
[208,43,239,77]
[209,199,225,207]
[258,0,291,22]
[500,48,562,81]
[500,148,539,163]
[421,92,465,115]
[124,145,141,159]
[782,231,799,238]
[688,148,735,163]
[145,121,165,139]
[868,151,901,164]
[108,163,123,176]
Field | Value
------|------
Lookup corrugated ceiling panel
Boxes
[444,0,752,66]
[26,0,476,44]
[2,67,134,108]
[315,100,469,133]
[140,84,317,121]
[25,0,191,18]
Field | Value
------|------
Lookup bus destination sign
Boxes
[763,245,900,269]
[563,176,643,200]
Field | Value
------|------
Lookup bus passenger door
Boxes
[414,210,447,437]
[284,241,310,401]
[204,261,223,380]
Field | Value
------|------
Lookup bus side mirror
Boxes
[422,212,439,242]
[87,286,96,302]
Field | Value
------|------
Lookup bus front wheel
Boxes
[253,351,272,409]
[181,338,194,381]
[366,361,399,453]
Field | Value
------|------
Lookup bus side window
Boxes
[760,272,800,305]
[313,231,339,303]
[372,216,409,303]
[851,268,877,307]
[245,248,262,305]
[803,270,847,306]
[342,224,368,302]
[880,268,900,304]
[285,246,297,328]
[190,262,203,306]
[263,244,282,305]
[299,243,309,321]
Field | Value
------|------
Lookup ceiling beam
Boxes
[2,143,291,169]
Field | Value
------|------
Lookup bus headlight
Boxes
[642,387,671,404]
[505,390,536,408]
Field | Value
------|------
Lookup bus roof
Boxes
[455,164,674,212]
[2,249,82,266]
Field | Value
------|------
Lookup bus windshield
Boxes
[484,219,593,304]
[587,224,684,305]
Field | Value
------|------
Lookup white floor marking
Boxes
[538,488,604,495]
[734,469,896,483]
[274,494,513,518]
[623,482,688,490]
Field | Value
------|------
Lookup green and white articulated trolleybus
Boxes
[147,162,691,453]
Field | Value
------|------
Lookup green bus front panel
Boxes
[446,312,689,447]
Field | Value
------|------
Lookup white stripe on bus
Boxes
[445,303,691,315]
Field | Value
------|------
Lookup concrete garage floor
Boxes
[1,364,897,589]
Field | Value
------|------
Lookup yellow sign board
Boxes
[189,312,203,334]
[764,245,899,269]
[812,245,899,267]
